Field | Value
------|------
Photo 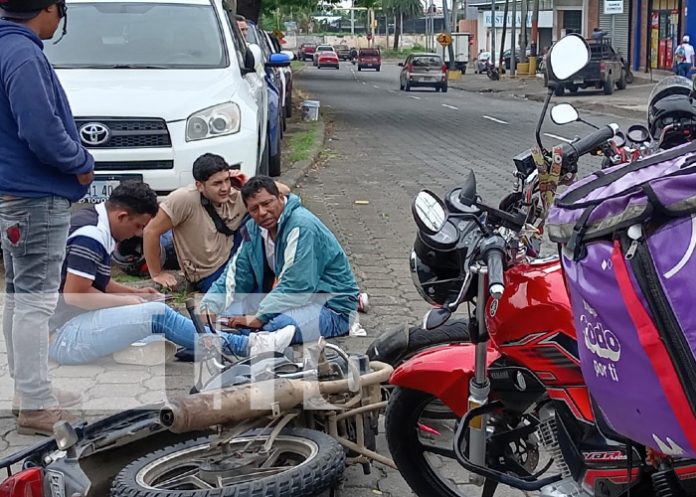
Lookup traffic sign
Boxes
[437,32,453,47]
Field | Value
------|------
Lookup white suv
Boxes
[44,0,274,202]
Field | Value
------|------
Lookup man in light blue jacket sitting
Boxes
[200,176,359,346]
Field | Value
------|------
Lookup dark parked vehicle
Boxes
[358,48,381,71]
[547,38,629,95]
[399,53,448,92]
[334,45,351,61]
[297,43,316,61]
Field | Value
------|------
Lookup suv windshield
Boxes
[412,56,441,67]
[317,46,334,52]
[44,2,226,69]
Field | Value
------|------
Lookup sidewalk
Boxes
[450,70,673,120]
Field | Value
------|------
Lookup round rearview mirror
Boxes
[550,103,580,125]
[412,190,447,235]
[547,34,590,82]
[627,124,650,144]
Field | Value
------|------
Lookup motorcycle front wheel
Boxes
[111,427,344,497]
[386,388,539,497]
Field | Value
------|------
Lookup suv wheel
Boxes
[567,83,579,95]
[603,78,614,95]
[554,84,565,97]
[616,72,627,90]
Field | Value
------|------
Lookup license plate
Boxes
[420,76,434,81]
[80,179,120,204]
[573,79,583,85]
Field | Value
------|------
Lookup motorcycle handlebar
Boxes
[480,236,506,299]
[562,124,619,163]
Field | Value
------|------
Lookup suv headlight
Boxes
[186,102,241,142]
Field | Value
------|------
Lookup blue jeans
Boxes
[0,196,71,409]
[677,62,692,77]
[48,302,247,365]
[223,297,350,344]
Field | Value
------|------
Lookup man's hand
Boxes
[77,171,94,185]
[123,295,146,306]
[152,272,178,290]
[230,170,248,188]
[136,287,163,301]
[228,315,263,329]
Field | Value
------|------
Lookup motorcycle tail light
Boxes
[0,468,43,497]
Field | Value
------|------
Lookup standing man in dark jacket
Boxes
[0,0,95,435]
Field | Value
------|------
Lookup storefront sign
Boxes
[604,0,624,14]
[483,10,553,27]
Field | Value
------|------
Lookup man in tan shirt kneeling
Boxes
[143,153,289,292]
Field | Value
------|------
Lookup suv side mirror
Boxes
[243,47,256,74]
[266,53,291,68]
[398,62,404,67]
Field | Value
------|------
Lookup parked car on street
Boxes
[44,0,281,202]
[399,53,448,92]
[297,42,316,61]
[245,21,290,177]
[317,49,340,69]
[358,48,381,71]
[334,45,351,61]
[545,38,628,95]
[266,32,294,120]
[313,45,336,66]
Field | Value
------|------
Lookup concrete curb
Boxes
[451,83,647,120]
[279,117,327,188]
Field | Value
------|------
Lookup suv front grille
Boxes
[94,160,173,171]
[75,118,171,148]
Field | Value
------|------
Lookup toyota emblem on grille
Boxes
[79,122,110,146]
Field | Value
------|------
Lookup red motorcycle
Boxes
[386,169,696,497]
[385,35,696,497]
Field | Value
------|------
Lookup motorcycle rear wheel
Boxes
[110,427,344,497]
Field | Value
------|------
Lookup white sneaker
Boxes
[248,325,296,356]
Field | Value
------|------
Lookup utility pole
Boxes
[442,0,455,67]
[490,0,496,71]
[520,0,527,61]
[499,0,509,69]
[351,0,355,35]
[511,0,516,76]
[530,0,539,71]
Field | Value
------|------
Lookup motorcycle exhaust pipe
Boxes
[159,361,393,433]
[160,378,320,433]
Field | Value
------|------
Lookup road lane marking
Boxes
[373,85,380,89]
[388,89,397,93]
[544,133,572,143]
[410,95,421,100]
[442,104,459,110]
[362,81,366,85]
[482,115,508,124]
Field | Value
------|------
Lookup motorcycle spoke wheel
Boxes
[112,428,344,497]
[136,437,314,490]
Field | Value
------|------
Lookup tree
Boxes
[240,0,337,25]
[383,0,422,49]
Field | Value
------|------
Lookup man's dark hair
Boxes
[235,14,246,21]
[193,153,230,182]
[241,175,280,203]
[106,181,159,217]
